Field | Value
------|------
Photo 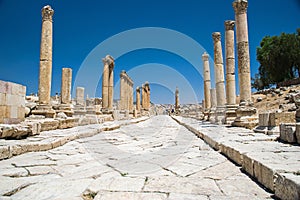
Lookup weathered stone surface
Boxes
[275,173,300,200]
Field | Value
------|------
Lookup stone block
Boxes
[253,160,275,191]
[280,123,296,143]
[295,123,300,144]
[40,120,59,132]
[0,80,12,94]
[18,107,25,120]
[258,113,269,127]
[0,146,10,160]
[269,112,295,126]
[9,105,18,118]
[242,154,254,177]
[0,93,6,105]
[275,173,300,200]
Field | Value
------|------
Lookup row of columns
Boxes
[202,0,255,125]
[120,70,134,111]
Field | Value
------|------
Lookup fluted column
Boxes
[212,32,226,107]
[202,52,211,110]
[233,0,251,105]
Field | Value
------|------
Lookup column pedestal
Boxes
[215,106,226,124]
[232,102,258,129]
[225,104,238,125]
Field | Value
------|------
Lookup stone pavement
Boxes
[172,116,300,200]
[0,116,272,199]
[0,116,149,160]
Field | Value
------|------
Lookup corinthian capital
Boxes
[212,32,221,43]
[202,52,209,61]
[102,55,115,67]
[42,5,54,22]
[233,0,248,15]
[225,20,235,31]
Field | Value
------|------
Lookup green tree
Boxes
[252,29,300,90]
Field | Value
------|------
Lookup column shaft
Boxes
[61,68,72,104]
[202,52,211,109]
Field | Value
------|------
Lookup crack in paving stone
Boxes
[3,183,34,196]
[161,166,183,177]
[106,163,128,176]
[11,163,57,168]
[214,180,225,195]
[141,176,149,191]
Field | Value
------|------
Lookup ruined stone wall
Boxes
[0,80,26,124]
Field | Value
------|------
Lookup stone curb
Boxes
[0,117,149,161]
[171,116,300,200]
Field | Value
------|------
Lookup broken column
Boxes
[212,32,226,124]
[145,82,150,111]
[32,5,55,118]
[102,55,114,112]
[232,0,257,129]
[175,87,180,114]
[58,68,73,116]
[225,20,238,124]
[74,87,86,115]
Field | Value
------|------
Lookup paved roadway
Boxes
[0,116,272,199]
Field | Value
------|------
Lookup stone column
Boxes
[76,87,85,106]
[74,87,86,116]
[225,20,238,124]
[175,87,180,114]
[33,5,55,118]
[129,82,133,111]
[212,32,226,124]
[61,68,72,105]
[225,21,236,105]
[145,82,150,110]
[202,52,211,110]
[212,32,226,107]
[136,87,141,111]
[102,55,114,111]
[232,0,257,129]
[108,62,114,110]
[233,0,251,105]
[120,71,126,110]
[142,84,145,109]
[59,68,73,116]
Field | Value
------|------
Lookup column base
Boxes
[73,105,86,116]
[209,108,216,123]
[56,104,74,117]
[32,104,56,118]
[225,104,238,125]
[101,108,113,115]
[215,106,226,125]
[232,104,258,129]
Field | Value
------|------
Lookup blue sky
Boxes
[0,0,299,104]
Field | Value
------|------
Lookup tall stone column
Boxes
[212,32,226,124]
[225,20,238,124]
[136,87,141,111]
[33,5,55,118]
[202,52,211,110]
[232,0,257,129]
[233,0,251,105]
[102,55,114,112]
[141,84,145,109]
[129,82,133,111]
[225,21,236,105]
